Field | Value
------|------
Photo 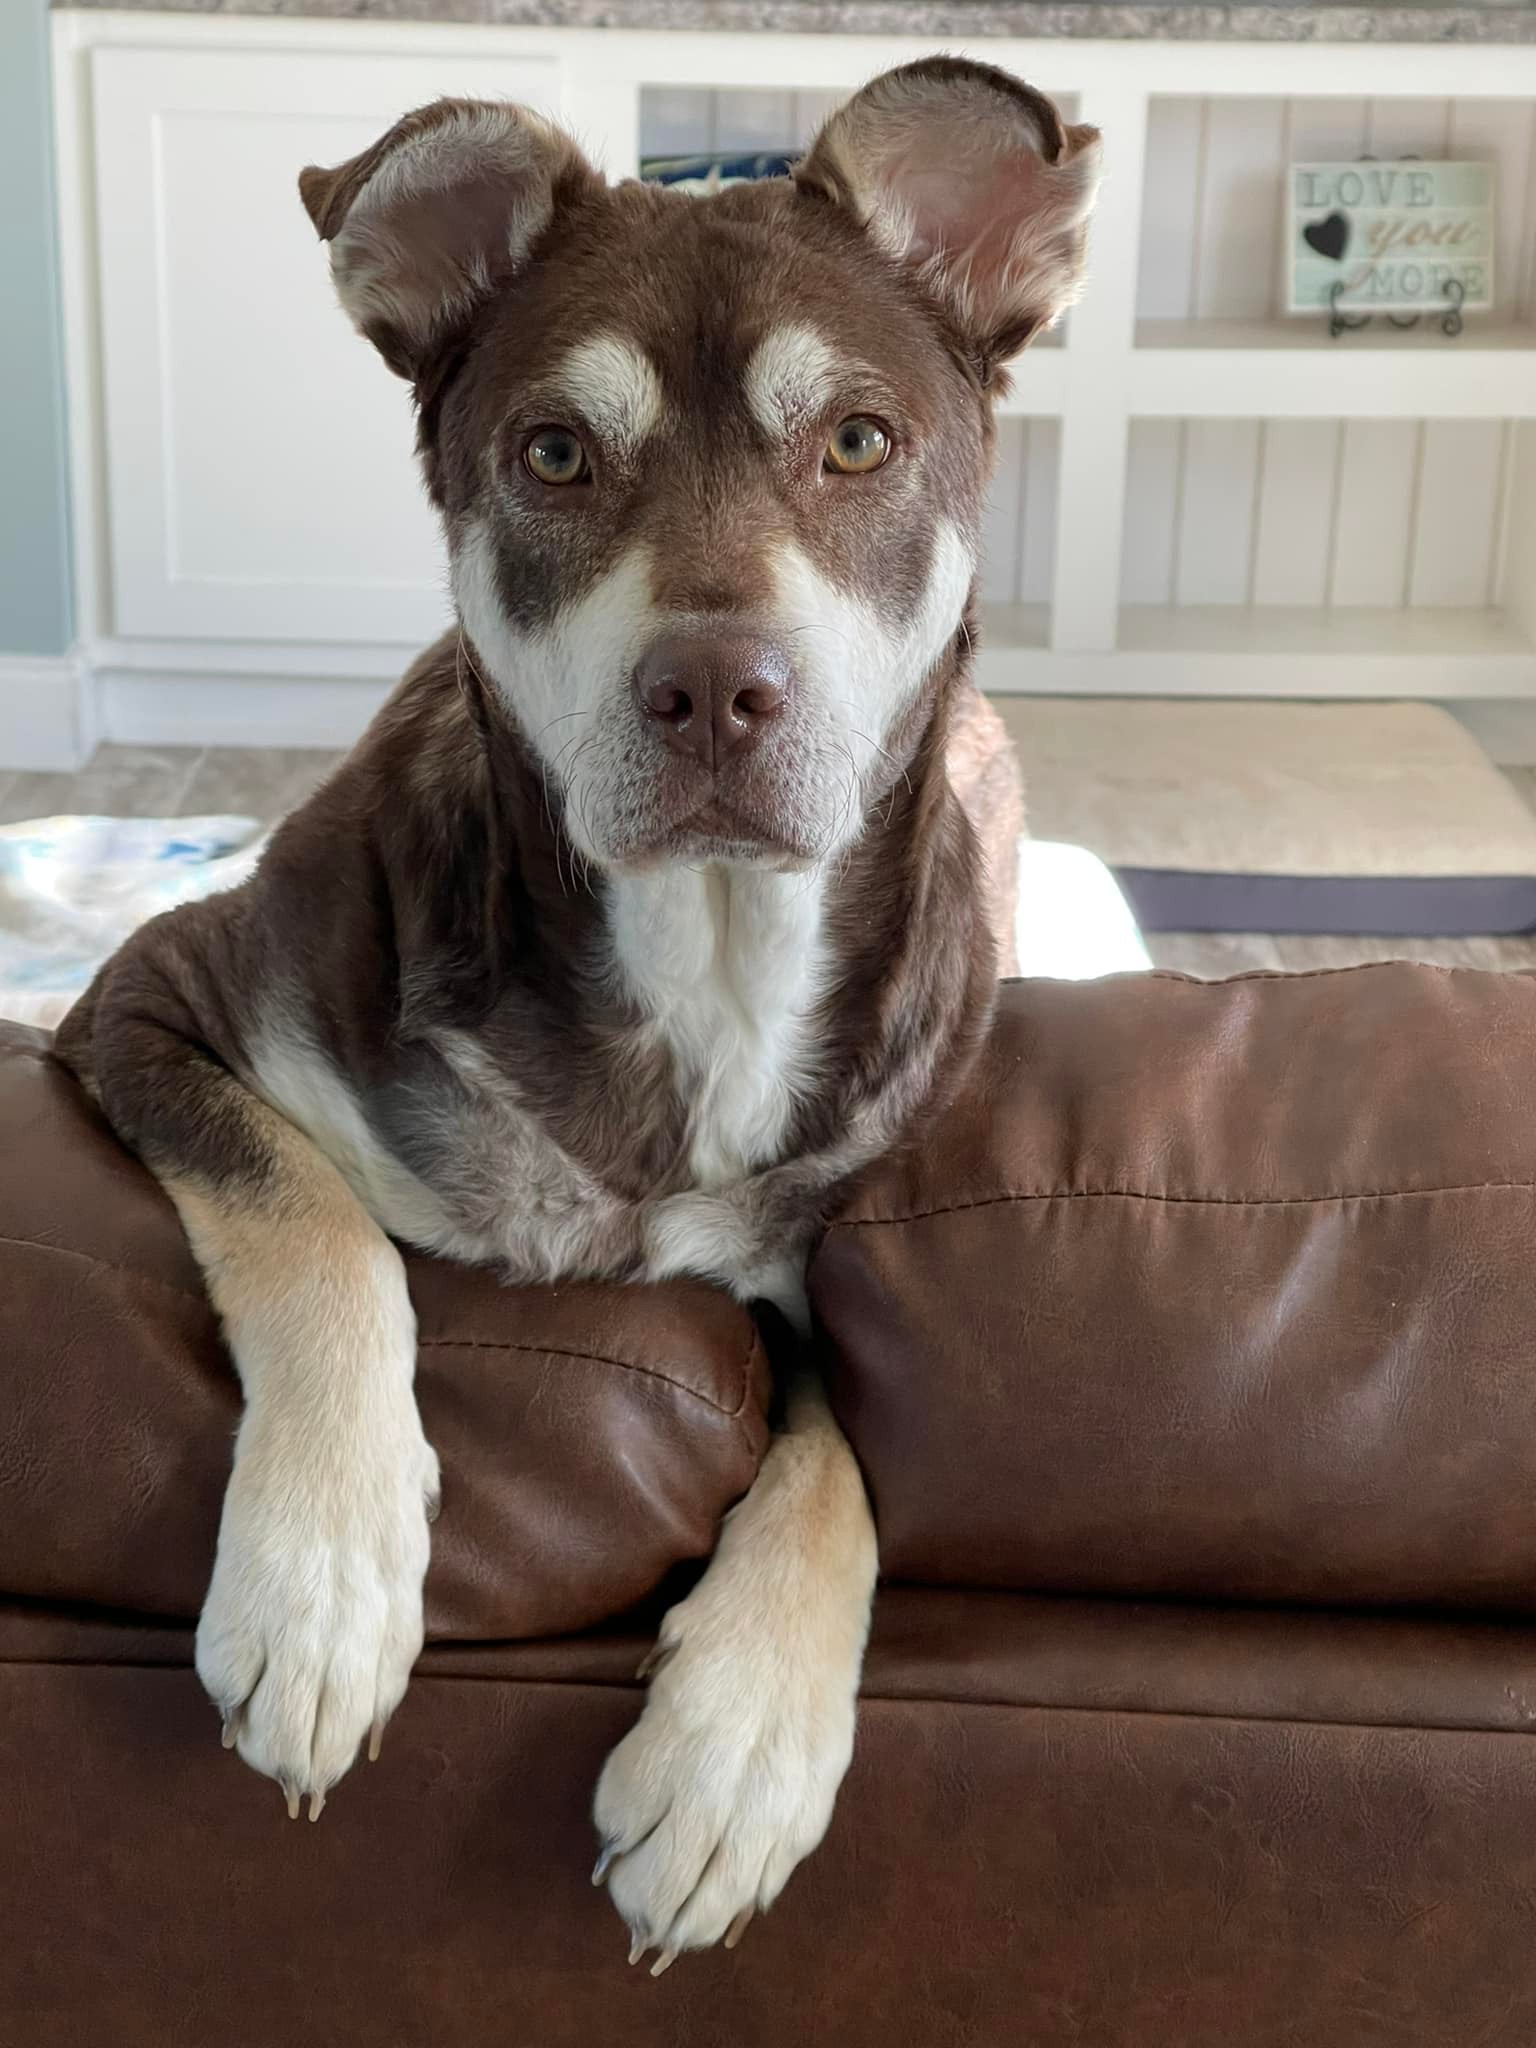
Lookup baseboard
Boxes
[96,670,394,749]
[0,648,97,771]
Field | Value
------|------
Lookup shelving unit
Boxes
[41,12,1536,760]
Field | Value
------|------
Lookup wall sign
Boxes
[1287,160,1494,316]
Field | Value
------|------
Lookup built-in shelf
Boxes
[975,604,1536,696]
[1131,322,1536,419]
[976,602,1053,656]
[1136,321,1536,355]
[43,15,1536,755]
[1120,602,1529,661]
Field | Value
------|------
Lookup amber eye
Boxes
[524,427,589,486]
[825,416,890,475]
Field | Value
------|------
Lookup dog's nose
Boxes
[634,634,792,769]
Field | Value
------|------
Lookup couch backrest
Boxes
[813,965,1536,1613]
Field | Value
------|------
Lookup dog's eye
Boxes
[824,417,890,475]
[524,428,590,486]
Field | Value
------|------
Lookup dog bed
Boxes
[0,816,1147,1030]
[999,698,1536,936]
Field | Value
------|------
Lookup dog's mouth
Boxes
[615,794,818,873]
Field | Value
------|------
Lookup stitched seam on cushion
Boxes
[305,1671,1536,1737]
[415,1326,763,1426]
[451,1676,1536,1741]
[856,1692,1536,1736]
[2,1657,1527,1737]
[0,1232,209,1308]
[1144,962,1477,987]
[1,1237,765,1438]
[830,1182,1536,1228]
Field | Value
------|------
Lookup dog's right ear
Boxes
[796,60,1101,381]
[299,98,599,382]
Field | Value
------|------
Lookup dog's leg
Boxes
[75,1010,439,1817]
[593,1371,877,1967]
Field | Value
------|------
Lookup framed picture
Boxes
[1286,160,1494,316]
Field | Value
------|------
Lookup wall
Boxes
[1,1,73,658]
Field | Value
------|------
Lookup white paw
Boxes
[592,1592,858,1970]
[195,1404,439,1818]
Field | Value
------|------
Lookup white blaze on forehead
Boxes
[744,324,850,438]
[555,335,665,455]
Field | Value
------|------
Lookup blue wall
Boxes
[0,2,73,658]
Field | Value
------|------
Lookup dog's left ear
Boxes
[795,58,1101,378]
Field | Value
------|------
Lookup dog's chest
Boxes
[607,866,828,1190]
[343,865,832,1291]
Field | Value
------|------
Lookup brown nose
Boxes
[634,633,792,769]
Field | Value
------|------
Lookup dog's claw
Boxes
[592,1845,617,1887]
[635,1639,676,1683]
[650,1950,678,1979]
[627,1936,648,1967]
[724,1906,755,1950]
[282,1778,301,1822]
[368,1722,384,1764]
[308,1789,326,1823]
[220,1715,239,1751]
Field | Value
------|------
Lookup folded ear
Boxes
[795,59,1101,378]
[299,98,599,381]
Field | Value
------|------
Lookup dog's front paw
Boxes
[195,1405,439,1818]
[592,1591,857,1970]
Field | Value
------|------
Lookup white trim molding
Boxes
[0,648,97,771]
[84,634,403,748]
[96,672,393,750]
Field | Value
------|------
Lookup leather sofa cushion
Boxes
[813,964,1536,1612]
[0,1024,769,1638]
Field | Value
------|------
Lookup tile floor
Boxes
[5,744,1536,976]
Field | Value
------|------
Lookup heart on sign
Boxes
[1303,211,1350,262]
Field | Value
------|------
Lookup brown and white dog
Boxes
[56,59,1098,1970]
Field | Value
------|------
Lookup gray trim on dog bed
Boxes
[1117,869,1536,936]
[992,699,1536,937]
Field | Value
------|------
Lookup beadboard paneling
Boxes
[1120,417,1183,605]
[1125,416,1513,608]
[1331,421,1421,606]
[1251,420,1341,607]
[981,419,1061,606]
[1410,418,1507,606]
[1175,419,1262,605]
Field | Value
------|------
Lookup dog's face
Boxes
[301,64,1099,871]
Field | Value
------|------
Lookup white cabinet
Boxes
[91,44,562,643]
[42,12,1536,758]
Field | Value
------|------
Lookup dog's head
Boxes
[301,62,1098,872]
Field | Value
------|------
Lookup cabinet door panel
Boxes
[94,46,562,642]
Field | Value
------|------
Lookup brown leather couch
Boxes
[6,963,1536,2047]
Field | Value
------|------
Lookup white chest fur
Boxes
[607,865,829,1189]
